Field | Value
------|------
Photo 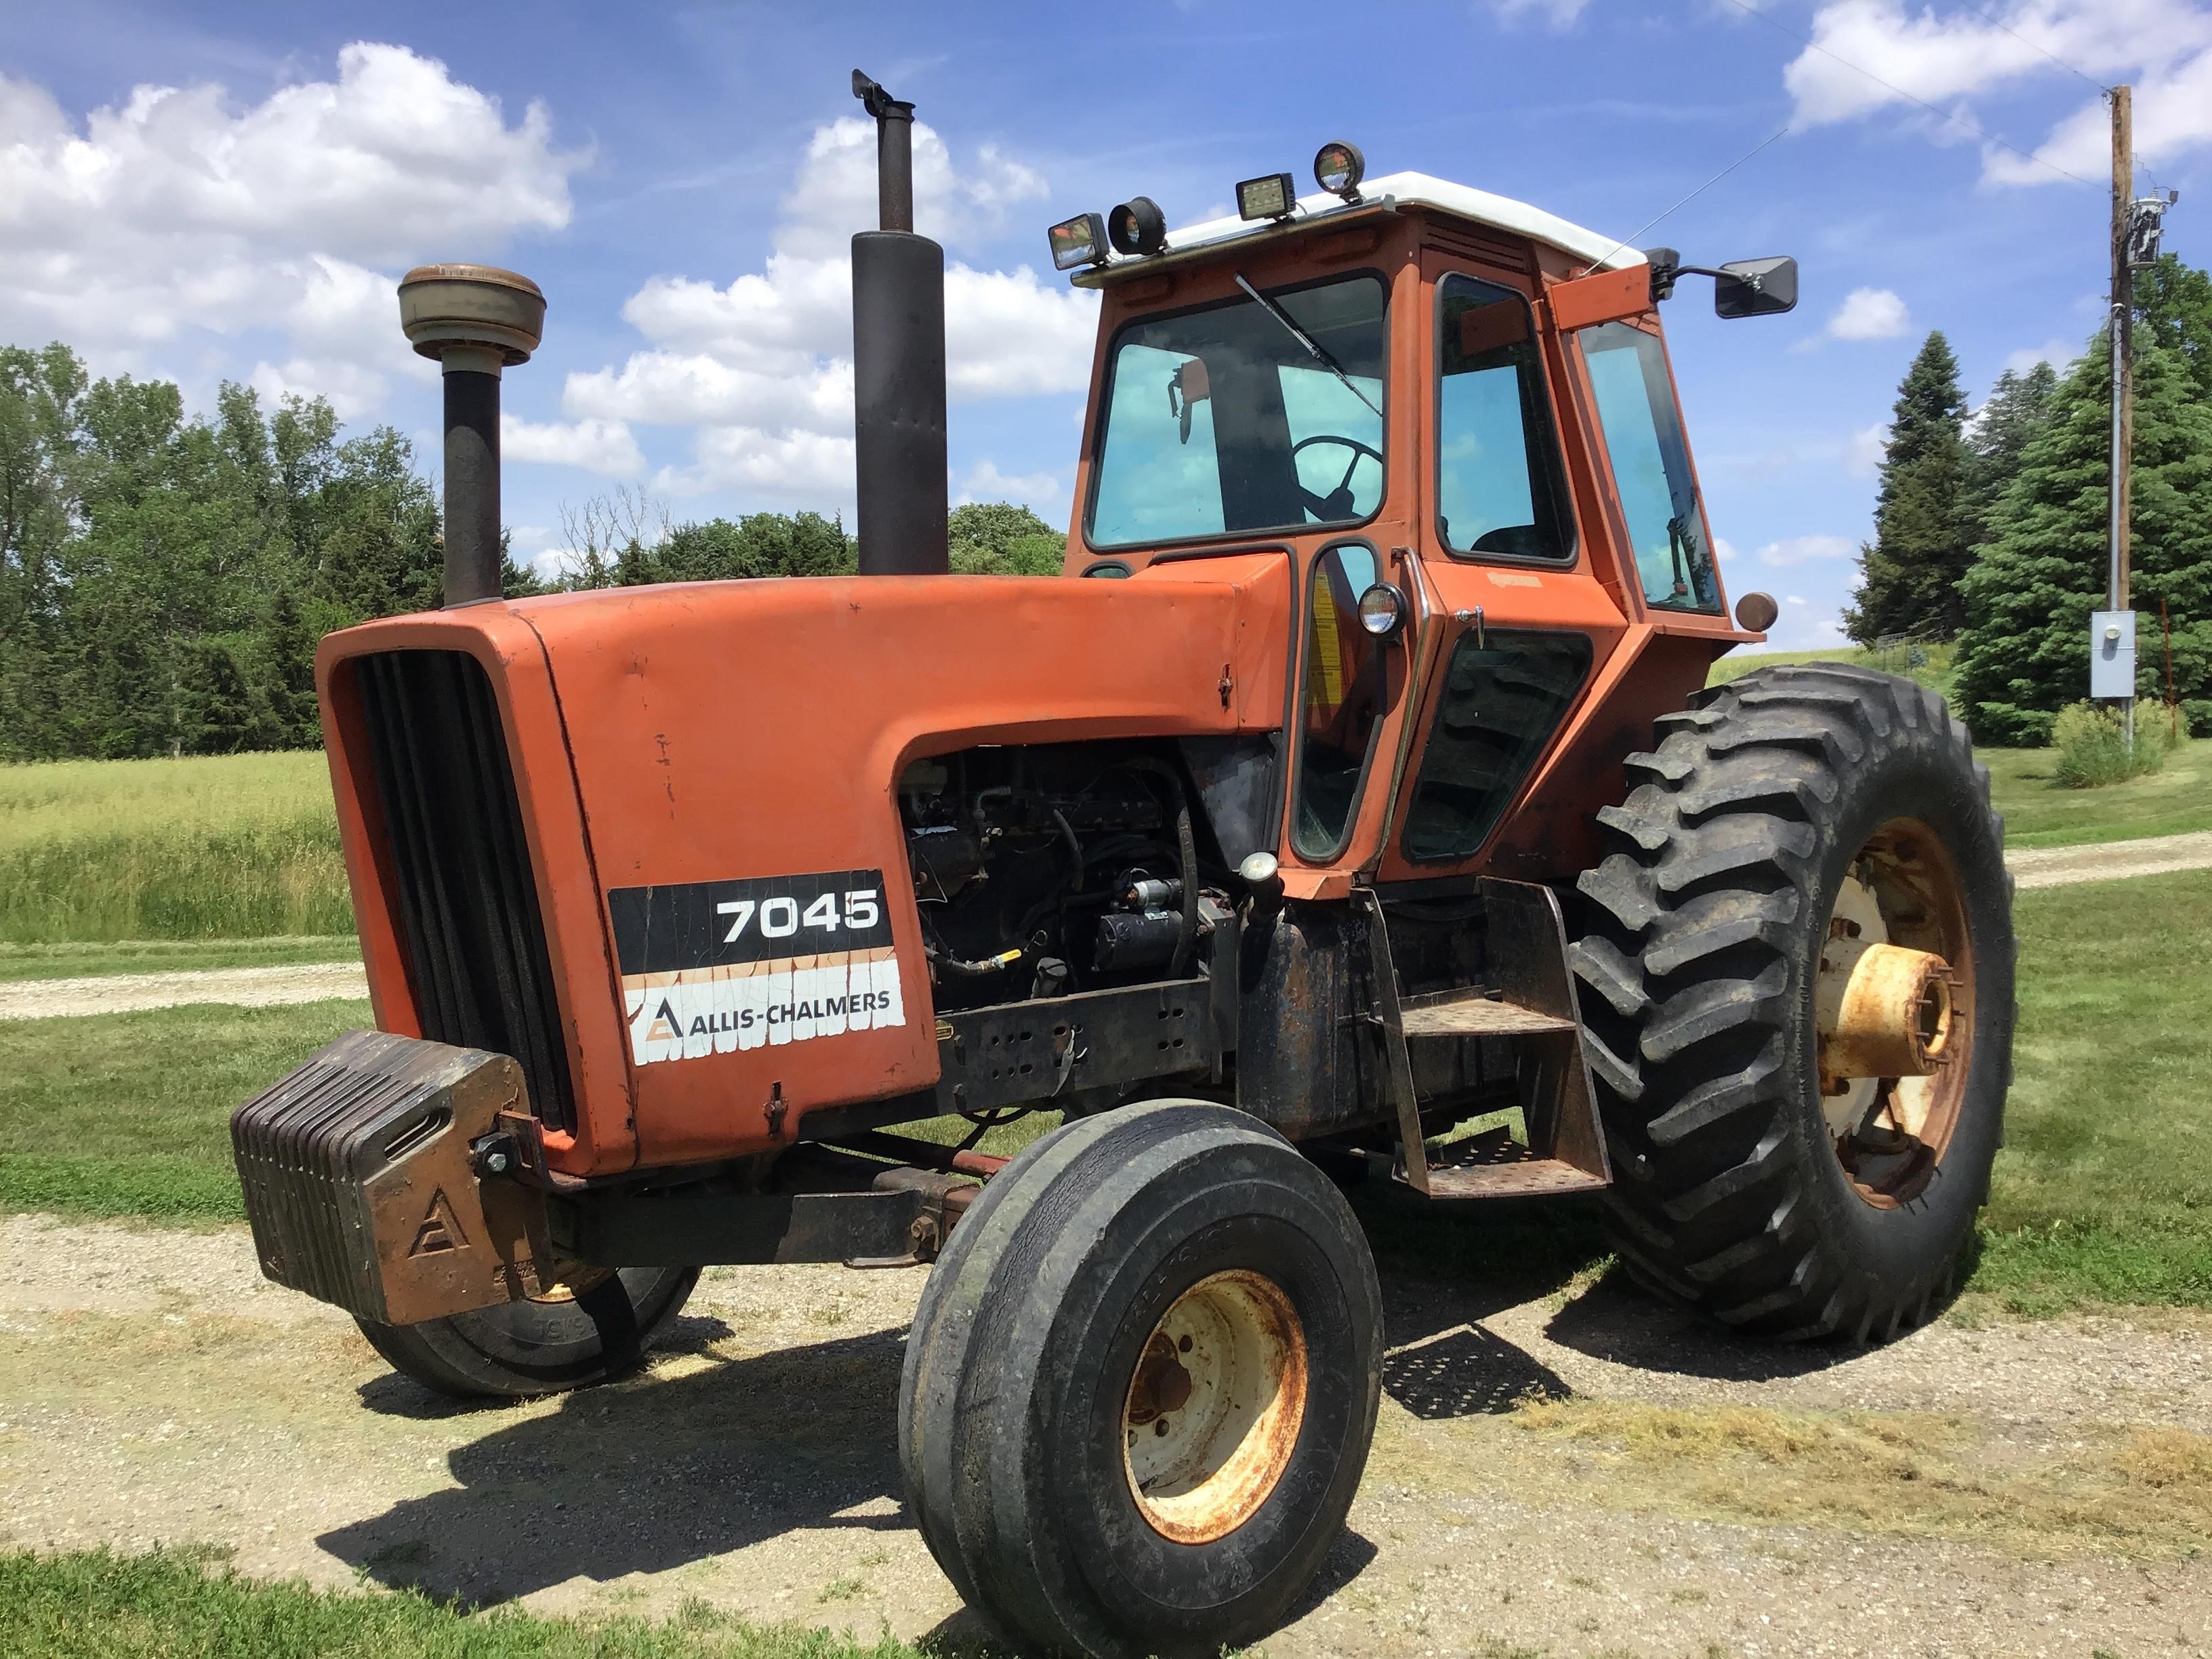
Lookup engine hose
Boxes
[1124,758,1200,977]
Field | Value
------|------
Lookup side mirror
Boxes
[1714,256,1797,319]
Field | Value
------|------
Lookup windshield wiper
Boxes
[1233,272,1382,419]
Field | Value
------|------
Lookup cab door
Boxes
[1370,253,1632,886]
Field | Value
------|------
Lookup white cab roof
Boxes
[1166,171,1644,272]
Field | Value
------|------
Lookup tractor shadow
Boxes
[323,1317,912,1607]
[1356,1183,1891,1411]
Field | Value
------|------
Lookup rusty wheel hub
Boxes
[1814,820,1975,1207]
[1122,1269,1308,1544]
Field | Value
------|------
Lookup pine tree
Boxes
[1845,331,1973,644]
[1963,361,2059,550]
[1952,327,2212,744]
[2133,251,2212,405]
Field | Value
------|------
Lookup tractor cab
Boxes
[1047,154,1795,892]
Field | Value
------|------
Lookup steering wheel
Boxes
[1290,434,1385,521]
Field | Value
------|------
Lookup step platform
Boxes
[1395,1124,1610,1199]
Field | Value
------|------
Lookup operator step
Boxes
[1398,991,1577,1039]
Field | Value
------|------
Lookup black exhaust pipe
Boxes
[851,70,949,577]
[395,264,546,607]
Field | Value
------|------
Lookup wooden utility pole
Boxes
[2109,85,2135,739]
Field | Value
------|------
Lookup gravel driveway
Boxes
[3,1213,2206,1657]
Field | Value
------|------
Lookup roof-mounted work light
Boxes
[1107,196,1168,257]
[1048,212,1109,271]
[1313,141,1365,202]
[1235,172,1298,222]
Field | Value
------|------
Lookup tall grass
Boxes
[0,753,350,942]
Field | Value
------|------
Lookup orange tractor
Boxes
[234,78,2014,1658]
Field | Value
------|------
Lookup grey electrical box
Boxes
[2089,610,2137,699]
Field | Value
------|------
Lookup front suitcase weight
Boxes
[230,1029,554,1325]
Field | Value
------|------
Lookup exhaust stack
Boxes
[851,70,949,577]
[397,264,546,607]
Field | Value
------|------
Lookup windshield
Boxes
[1088,274,1386,549]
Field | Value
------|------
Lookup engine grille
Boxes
[351,649,577,1133]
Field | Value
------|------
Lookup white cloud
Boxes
[1847,422,1887,478]
[1753,533,1857,567]
[659,428,859,504]
[1827,286,1910,340]
[1782,1,2212,185]
[956,459,1065,510]
[502,415,645,478]
[1490,0,1592,24]
[1999,337,2078,379]
[567,117,1096,506]
[0,45,583,411]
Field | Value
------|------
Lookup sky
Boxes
[4,0,2208,649]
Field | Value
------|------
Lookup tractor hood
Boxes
[315,556,1292,1176]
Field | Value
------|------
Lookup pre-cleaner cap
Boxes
[398,264,547,365]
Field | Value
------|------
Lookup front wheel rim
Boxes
[1121,1269,1308,1544]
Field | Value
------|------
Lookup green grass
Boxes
[5,878,2205,1319]
[1971,868,2212,1314]
[0,752,350,943]
[0,1000,368,1221]
[1982,736,2212,849]
[0,936,361,983]
[0,1546,928,1659]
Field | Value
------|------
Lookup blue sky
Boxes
[5,0,2207,647]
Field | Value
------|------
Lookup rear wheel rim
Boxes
[1121,1269,1308,1544]
[1816,816,1975,1208]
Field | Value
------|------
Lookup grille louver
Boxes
[352,650,577,1133]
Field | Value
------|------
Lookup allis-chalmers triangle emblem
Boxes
[646,998,682,1044]
[409,1187,470,1257]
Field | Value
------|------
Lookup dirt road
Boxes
[3,1212,2206,1657]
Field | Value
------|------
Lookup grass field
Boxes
[0,752,349,943]
[1,680,2201,953]
[1708,639,1957,698]
[0,936,363,984]
[4,873,2205,1316]
[0,1547,926,1659]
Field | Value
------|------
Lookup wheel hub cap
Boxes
[1122,1269,1307,1544]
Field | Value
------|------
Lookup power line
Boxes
[1715,0,2099,188]
[1951,1,2111,95]
[1582,125,1793,273]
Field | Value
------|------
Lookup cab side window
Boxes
[1293,544,1391,860]
[1577,320,1721,611]
[1436,275,1574,562]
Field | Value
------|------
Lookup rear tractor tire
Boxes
[1571,663,2014,1341]
[900,1101,1381,1658]
[356,1264,699,1399]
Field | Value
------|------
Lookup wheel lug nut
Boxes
[1154,1418,1170,1436]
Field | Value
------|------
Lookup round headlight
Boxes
[1313,140,1366,199]
[1107,196,1168,257]
[1356,581,1408,637]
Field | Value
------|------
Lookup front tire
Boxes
[356,1265,699,1399]
[900,1101,1381,1658]
[1570,664,2014,1341]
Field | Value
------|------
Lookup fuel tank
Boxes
[316,557,1292,1176]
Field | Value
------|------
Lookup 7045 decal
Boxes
[606,869,905,1066]
[717,886,880,944]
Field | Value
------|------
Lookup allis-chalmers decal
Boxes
[607,869,905,1066]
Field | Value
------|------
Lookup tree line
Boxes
[1846,253,2212,744]
[0,343,1064,762]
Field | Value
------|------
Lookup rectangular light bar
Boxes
[1048,212,1108,271]
[1235,173,1296,222]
